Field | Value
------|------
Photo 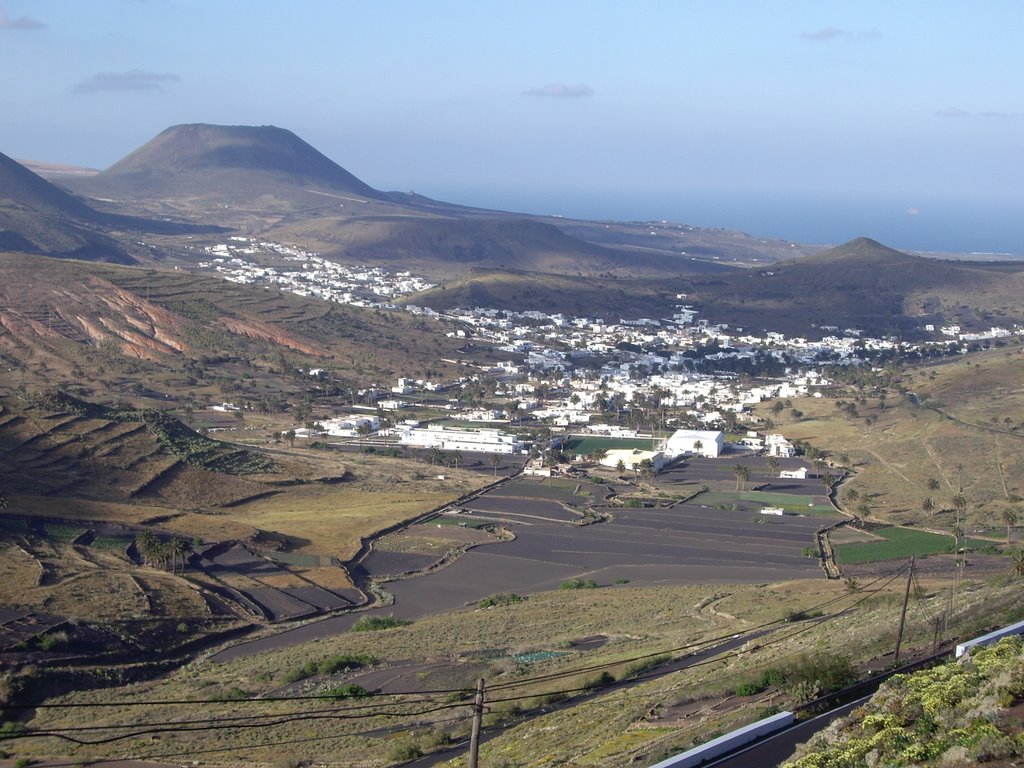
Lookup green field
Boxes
[691,490,840,517]
[563,435,662,455]
[835,526,955,564]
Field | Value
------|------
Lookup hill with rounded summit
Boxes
[62,123,388,208]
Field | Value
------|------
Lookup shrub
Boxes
[624,655,671,678]
[324,684,368,700]
[282,653,375,684]
[559,578,598,590]
[386,739,422,762]
[217,687,251,701]
[583,671,616,690]
[350,615,412,633]
[37,631,67,651]
[479,593,524,608]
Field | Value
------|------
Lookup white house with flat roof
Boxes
[396,424,523,454]
[663,429,724,458]
[765,433,796,458]
[600,449,665,473]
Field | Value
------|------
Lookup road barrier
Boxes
[956,618,1024,658]
[647,711,795,768]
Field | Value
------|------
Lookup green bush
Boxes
[583,671,616,690]
[324,684,368,700]
[624,655,671,678]
[479,593,524,608]
[350,615,412,633]
[559,578,598,590]
[281,653,375,683]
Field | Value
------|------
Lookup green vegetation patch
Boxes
[560,578,598,590]
[562,436,660,455]
[784,637,1024,767]
[281,653,375,684]
[89,536,132,551]
[512,650,568,664]
[42,524,86,543]
[350,615,412,632]
[692,490,838,516]
[836,526,954,564]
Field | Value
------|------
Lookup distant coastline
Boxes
[421,185,1024,259]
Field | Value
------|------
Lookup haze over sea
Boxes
[427,186,1024,259]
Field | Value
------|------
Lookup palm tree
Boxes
[1002,508,1019,545]
[733,464,750,492]
[136,531,158,566]
[591,447,608,464]
[767,456,779,478]
[490,453,502,477]
[927,478,941,492]
[1011,549,1024,578]
[285,429,296,448]
[821,472,837,496]
[856,500,871,525]
[693,440,703,457]
[951,493,967,526]
[169,538,190,574]
[921,497,935,515]
[616,459,626,475]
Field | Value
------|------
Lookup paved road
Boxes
[704,697,868,767]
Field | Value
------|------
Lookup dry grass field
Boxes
[18,571,1023,768]
[760,348,1024,539]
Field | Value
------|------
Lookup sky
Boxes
[2,1,1023,253]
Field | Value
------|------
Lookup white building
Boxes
[779,467,808,479]
[600,449,665,473]
[318,415,380,437]
[765,433,796,458]
[663,429,724,458]
[397,424,523,454]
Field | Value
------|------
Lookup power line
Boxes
[5,565,914,760]
[4,562,911,717]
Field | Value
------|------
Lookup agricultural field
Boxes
[562,434,663,455]
[834,525,957,565]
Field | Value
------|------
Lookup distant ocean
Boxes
[428,186,1024,259]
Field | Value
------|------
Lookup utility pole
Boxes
[468,677,485,768]
[894,555,915,662]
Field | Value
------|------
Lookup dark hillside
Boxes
[398,268,695,319]
[686,237,1024,336]
[64,124,387,207]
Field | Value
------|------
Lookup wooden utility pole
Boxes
[894,556,915,662]
[469,677,485,768]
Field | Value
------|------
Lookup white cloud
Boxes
[72,69,181,94]
[523,83,594,99]
[801,26,882,41]
[0,6,45,29]
[935,107,1023,119]
[801,26,848,41]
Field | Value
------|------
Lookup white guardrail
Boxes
[955,618,1024,658]
[648,711,795,768]
[648,618,1024,768]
